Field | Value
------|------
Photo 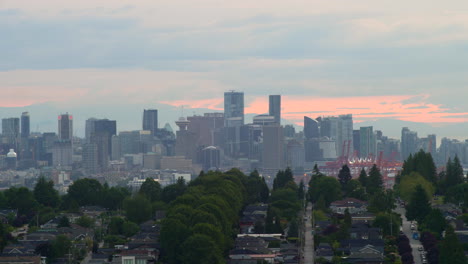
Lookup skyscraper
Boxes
[359,126,376,158]
[304,116,320,139]
[262,125,284,174]
[58,113,73,140]
[20,112,31,159]
[143,109,158,135]
[20,112,30,139]
[224,91,244,127]
[401,127,418,160]
[269,95,281,125]
[317,114,353,157]
[2,117,20,146]
[304,116,321,162]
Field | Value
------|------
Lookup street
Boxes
[395,205,423,264]
[303,202,314,264]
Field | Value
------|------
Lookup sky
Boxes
[1,0,468,139]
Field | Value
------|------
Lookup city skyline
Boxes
[1,1,468,140]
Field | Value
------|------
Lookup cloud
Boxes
[160,94,468,125]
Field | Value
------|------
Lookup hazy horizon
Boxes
[1,0,468,141]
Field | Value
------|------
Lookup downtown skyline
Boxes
[1,0,468,140]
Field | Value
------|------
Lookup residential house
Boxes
[330,198,368,215]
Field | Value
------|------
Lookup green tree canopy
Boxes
[66,178,103,206]
[367,164,383,195]
[422,209,446,237]
[273,167,294,190]
[4,187,38,216]
[308,176,342,207]
[338,164,352,189]
[368,190,395,214]
[358,168,367,188]
[138,178,162,202]
[397,172,435,202]
[401,149,437,184]
[373,213,401,237]
[406,185,431,223]
[34,177,60,208]
[180,234,224,264]
[439,225,467,264]
[444,156,465,189]
[123,195,152,224]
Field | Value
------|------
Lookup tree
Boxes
[101,186,131,210]
[338,165,352,190]
[358,168,367,189]
[66,178,103,206]
[138,178,162,202]
[368,190,395,213]
[373,213,401,237]
[246,170,270,204]
[439,225,467,264]
[297,180,305,200]
[308,176,342,206]
[287,218,299,238]
[161,177,187,203]
[122,221,139,237]
[401,149,437,184]
[180,234,224,264]
[345,179,367,201]
[422,209,446,237]
[273,167,294,190]
[76,215,94,228]
[445,183,468,208]
[123,195,152,224]
[445,156,464,189]
[367,164,383,195]
[50,235,72,259]
[34,177,60,208]
[192,223,224,247]
[57,216,70,228]
[406,185,431,223]
[397,172,435,202]
[4,187,38,216]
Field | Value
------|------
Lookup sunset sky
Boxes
[1,0,468,136]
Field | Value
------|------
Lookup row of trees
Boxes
[159,169,268,264]
[267,168,302,237]
[398,150,467,264]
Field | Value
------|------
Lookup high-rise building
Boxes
[262,125,284,174]
[82,143,98,175]
[85,118,97,143]
[20,112,30,139]
[304,116,320,139]
[58,114,73,141]
[401,127,418,161]
[2,117,20,146]
[353,130,360,155]
[304,116,321,162]
[51,140,72,167]
[175,117,198,161]
[143,109,158,135]
[199,146,221,171]
[224,91,244,157]
[224,91,244,127]
[269,95,281,125]
[317,114,353,157]
[253,115,276,126]
[86,118,116,157]
[359,126,376,158]
[19,112,31,159]
[187,113,224,147]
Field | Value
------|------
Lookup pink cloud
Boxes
[161,94,468,125]
[159,98,224,111]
